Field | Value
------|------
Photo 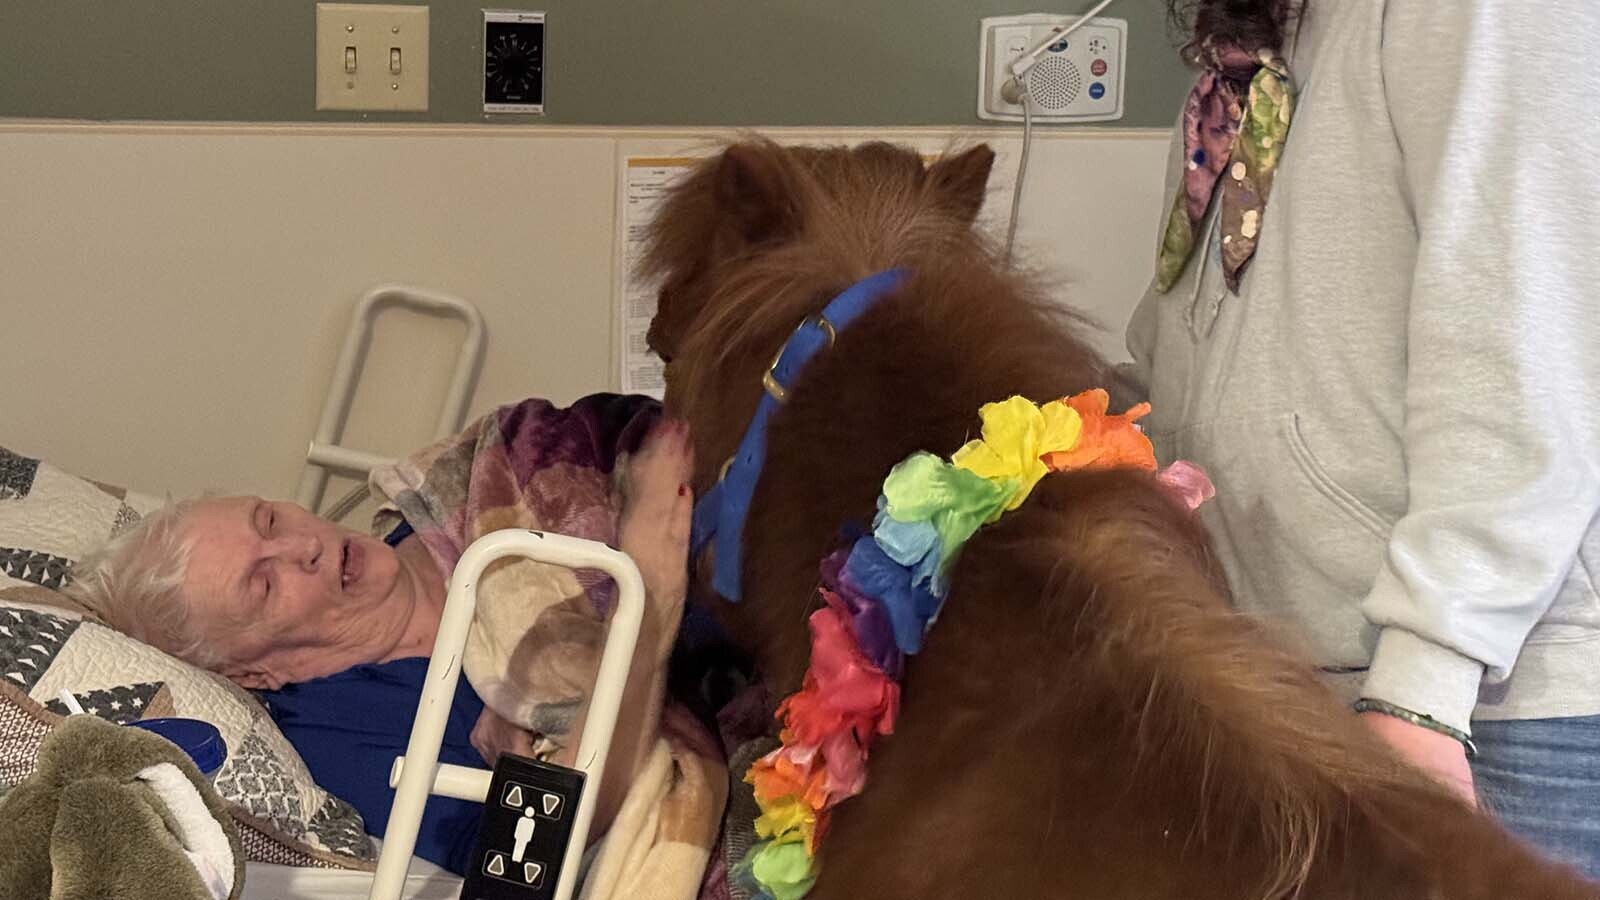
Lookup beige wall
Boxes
[0,122,1171,504]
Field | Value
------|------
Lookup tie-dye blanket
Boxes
[366,394,728,900]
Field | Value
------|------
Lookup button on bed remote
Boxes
[459,753,585,900]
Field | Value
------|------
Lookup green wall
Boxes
[0,1,1192,126]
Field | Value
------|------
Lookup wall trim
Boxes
[0,119,1171,141]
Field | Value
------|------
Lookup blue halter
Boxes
[688,268,908,602]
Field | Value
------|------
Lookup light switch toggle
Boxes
[344,46,357,73]
[390,48,402,74]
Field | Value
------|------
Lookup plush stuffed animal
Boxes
[0,715,244,900]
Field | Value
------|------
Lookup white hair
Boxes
[64,497,224,668]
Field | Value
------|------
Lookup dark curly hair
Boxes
[1168,0,1299,62]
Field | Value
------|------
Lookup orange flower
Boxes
[1040,389,1158,472]
[749,748,828,808]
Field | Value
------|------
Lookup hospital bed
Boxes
[237,528,643,900]
[243,848,460,900]
[289,288,643,899]
[253,285,496,898]
[1,286,635,900]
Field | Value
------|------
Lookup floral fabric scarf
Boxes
[1155,41,1295,294]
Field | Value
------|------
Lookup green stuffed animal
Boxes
[0,714,245,900]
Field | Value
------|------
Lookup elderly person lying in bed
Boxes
[63,415,694,877]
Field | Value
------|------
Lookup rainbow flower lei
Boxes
[738,390,1215,899]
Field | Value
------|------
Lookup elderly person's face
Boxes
[177,496,410,688]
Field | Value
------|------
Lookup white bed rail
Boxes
[367,529,645,900]
[296,284,487,514]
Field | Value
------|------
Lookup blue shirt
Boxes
[259,519,487,875]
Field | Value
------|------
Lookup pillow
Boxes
[0,446,163,591]
[0,446,376,869]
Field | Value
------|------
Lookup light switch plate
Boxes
[316,3,429,112]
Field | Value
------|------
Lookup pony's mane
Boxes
[640,138,1103,428]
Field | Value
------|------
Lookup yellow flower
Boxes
[754,794,817,846]
[952,396,1082,512]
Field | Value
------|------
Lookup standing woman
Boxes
[1124,0,1600,875]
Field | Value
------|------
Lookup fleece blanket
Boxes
[367,394,728,900]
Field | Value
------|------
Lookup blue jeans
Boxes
[1471,715,1600,880]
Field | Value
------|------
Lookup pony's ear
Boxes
[713,142,802,245]
[927,145,996,225]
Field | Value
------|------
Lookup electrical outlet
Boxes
[315,3,429,112]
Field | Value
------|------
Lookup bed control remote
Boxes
[459,753,586,900]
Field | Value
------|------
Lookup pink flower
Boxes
[778,605,900,747]
[1156,460,1216,511]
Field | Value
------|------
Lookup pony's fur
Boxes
[641,139,1596,899]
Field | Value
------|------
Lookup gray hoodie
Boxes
[1124,0,1600,734]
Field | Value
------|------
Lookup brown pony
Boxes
[641,139,1596,899]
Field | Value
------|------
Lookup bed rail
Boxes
[296,284,486,514]
[367,529,644,900]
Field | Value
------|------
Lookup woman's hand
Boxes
[476,420,691,828]
[562,417,693,835]
[618,418,694,652]
[471,706,537,767]
[1360,711,1477,805]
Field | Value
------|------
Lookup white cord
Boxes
[1000,0,1122,265]
[1008,0,1121,82]
[1004,73,1033,265]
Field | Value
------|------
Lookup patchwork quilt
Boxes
[0,446,375,869]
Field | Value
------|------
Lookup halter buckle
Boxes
[762,314,837,403]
